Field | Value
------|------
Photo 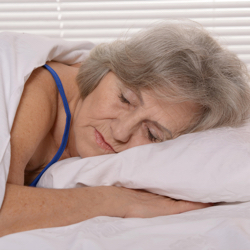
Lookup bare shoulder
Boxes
[46,61,80,85]
[45,61,80,101]
[9,65,58,185]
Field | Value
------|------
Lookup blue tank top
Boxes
[29,64,71,187]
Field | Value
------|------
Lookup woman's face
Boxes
[70,72,198,158]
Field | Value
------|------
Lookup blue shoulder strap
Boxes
[29,64,71,187]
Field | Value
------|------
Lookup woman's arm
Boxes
[0,184,117,236]
[0,184,209,237]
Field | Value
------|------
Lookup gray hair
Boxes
[76,20,250,133]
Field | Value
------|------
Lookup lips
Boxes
[95,129,115,152]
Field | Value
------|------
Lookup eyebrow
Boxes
[126,86,144,106]
[117,79,144,104]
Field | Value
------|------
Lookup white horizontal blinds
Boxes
[0,0,250,69]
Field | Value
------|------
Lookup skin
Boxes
[69,70,199,158]
[0,62,210,237]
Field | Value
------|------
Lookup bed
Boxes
[0,31,250,250]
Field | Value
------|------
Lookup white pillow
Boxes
[38,121,250,203]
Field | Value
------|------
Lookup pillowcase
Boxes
[38,121,250,203]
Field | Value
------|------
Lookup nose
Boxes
[110,114,139,143]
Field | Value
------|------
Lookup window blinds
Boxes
[0,0,250,69]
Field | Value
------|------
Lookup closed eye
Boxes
[119,93,130,104]
[147,128,157,142]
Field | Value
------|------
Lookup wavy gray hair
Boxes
[76,20,250,133]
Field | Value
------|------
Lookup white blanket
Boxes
[1,32,250,249]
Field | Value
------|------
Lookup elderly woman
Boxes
[1,21,250,236]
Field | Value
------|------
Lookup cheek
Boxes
[114,128,151,151]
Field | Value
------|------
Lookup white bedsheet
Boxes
[1,32,250,249]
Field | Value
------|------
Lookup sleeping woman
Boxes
[1,21,250,236]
